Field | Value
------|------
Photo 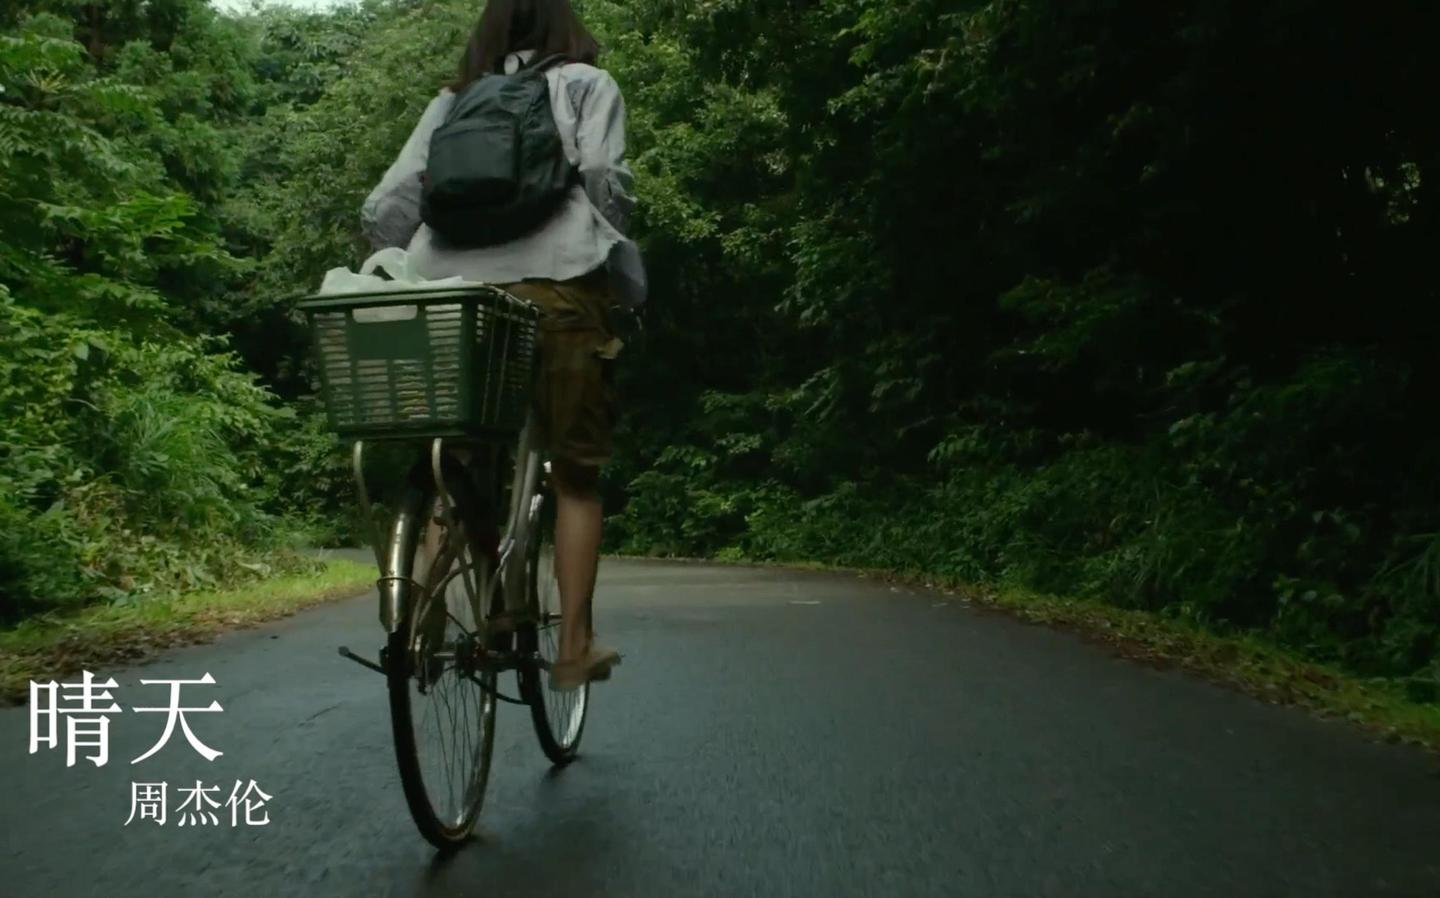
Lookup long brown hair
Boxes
[450,0,600,91]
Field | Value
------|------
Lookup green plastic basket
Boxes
[297,285,540,440]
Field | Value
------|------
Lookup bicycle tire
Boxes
[386,459,499,850]
[517,473,589,765]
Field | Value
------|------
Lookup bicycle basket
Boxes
[297,285,540,440]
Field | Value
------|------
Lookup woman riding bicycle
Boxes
[360,0,644,691]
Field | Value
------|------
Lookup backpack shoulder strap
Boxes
[444,75,496,122]
[524,53,572,73]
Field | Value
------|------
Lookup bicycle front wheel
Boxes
[387,466,498,850]
[518,477,589,765]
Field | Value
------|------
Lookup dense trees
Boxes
[588,0,1440,685]
[3,0,1437,691]
[0,2,338,613]
[607,0,1440,684]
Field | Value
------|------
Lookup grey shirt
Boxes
[360,50,647,307]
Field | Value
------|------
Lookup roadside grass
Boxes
[972,584,1440,752]
[610,551,1440,752]
[0,558,375,704]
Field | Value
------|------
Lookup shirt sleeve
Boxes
[574,71,636,235]
[360,92,451,250]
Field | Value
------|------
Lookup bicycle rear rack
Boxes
[352,437,481,635]
[343,419,547,703]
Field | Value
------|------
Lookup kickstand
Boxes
[338,645,385,675]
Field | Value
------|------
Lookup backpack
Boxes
[420,54,577,247]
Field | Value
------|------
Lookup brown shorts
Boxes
[495,270,621,468]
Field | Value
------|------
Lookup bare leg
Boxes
[551,460,602,664]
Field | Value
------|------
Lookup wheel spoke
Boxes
[400,502,496,838]
[526,536,588,759]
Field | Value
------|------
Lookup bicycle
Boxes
[298,283,602,850]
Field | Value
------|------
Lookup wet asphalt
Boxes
[2,556,1438,898]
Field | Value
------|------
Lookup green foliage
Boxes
[589,0,1440,690]
[0,7,312,618]
[5,0,1439,701]
[0,296,306,616]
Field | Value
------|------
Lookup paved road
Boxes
[3,557,1438,897]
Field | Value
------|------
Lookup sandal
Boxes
[549,645,622,692]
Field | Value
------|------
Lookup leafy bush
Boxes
[0,11,316,619]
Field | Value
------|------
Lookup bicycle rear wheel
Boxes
[386,463,498,850]
[518,475,589,765]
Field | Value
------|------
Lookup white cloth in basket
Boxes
[318,247,471,295]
